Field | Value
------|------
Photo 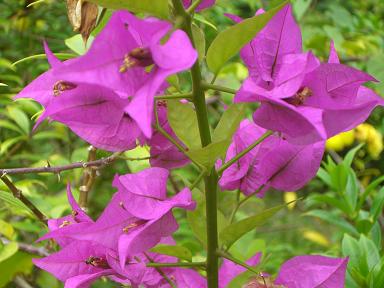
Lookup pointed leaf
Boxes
[150,244,192,262]
[213,104,246,143]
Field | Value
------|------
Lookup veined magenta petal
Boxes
[64,270,114,288]
[322,86,384,138]
[43,41,61,68]
[275,255,348,288]
[118,212,179,268]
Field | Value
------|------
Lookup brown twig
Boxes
[79,146,97,209]
[1,237,49,257]
[0,175,48,225]
[0,152,122,175]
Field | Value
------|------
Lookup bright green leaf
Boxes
[88,0,169,19]
[206,1,288,74]
[0,242,18,262]
[150,245,192,262]
[0,220,14,239]
[220,203,286,249]
[187,139,230,169]
[167,100,201,150]
[6,107,30,135]
[212,104,246,143]
[192,24,206,61]
[65,34,94,55]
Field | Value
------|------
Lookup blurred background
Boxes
[0,0,383,287]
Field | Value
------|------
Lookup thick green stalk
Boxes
[171,1,219,286]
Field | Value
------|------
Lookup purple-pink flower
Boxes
[233,4,383,144]
[15,11,197,151]
[219,120,325,195]
[35,168,196,287]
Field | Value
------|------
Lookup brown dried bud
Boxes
[66,0,98,43]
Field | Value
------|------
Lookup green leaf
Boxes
[167,100,200,150]
[0,252,34,287]
[0,191,33,216]
[192,25,206,61]
[359,235,381,271]
[6,107,30,135]
[220,203,286,249]
[309,194,350,214]
[305,210,359,236]
[342,234,364,273]
[0,220,15,239]
[370,187,384,223]
[358,175,384,211]
[206,1,288,74]
[345,170,359,214]
[0,242,18,262]
[88,0,169,19]
[187,140,230,169]
[193,14,217,31]
[150,245,192,262]
[0,120,24,134]
[212,104,246,143]
[344,144,364,167]
[65,34,94,55]
[12,53,76,67]
[0,136,26,156]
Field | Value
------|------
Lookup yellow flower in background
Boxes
[356,124,383,159]
[303,229,330,247]
[284,192,298,210]
[325,130,355,151]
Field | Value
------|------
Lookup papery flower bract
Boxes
[219,120,324,195]
[183,0,215,11]
[15,43,145,152]
[274,255,348,288]
[33,240,116,288]
[149,103,191,169]
[233,4,383,144]
[54,11,197,138]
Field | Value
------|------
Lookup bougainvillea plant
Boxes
[3,0,383,287]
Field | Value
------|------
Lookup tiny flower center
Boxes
[53,80,77,96]
[122,220,146,233]
[119,47,153,73]
[59,220,72,228]
[85,256,110,269]
[286,87,313,106]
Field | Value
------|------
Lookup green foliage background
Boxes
[0,0,383,287]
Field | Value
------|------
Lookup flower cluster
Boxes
[220,4,383,196]
[16,11,197,152]
[34,168,197,287]
[14,1,381,287]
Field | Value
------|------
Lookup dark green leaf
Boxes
[212,104,246,143]
[0,252,34,287]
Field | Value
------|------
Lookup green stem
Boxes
[186,0,203,14]
[217,250,260,275]
[171,1,219,286]
[190,170,207,190]
[228,186,265,224]
[217,131,273,176]
[146,262,206,268]
[202,83,237,95]
[144,253,177,288]
[155,93,193,100]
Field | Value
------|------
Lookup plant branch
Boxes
[147,261,206,268]
[190,170,206,190]
[155,93,193,100]
[171,1,220,286]
[0,152,122,175]
[217,131,273,176]
[1,237,49,257]
[144,253,176,288]
[186,0,203,14]
[0,175,48,225]
[79,146,97,209]
[217,250,260,275]
[202,83,237,95]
